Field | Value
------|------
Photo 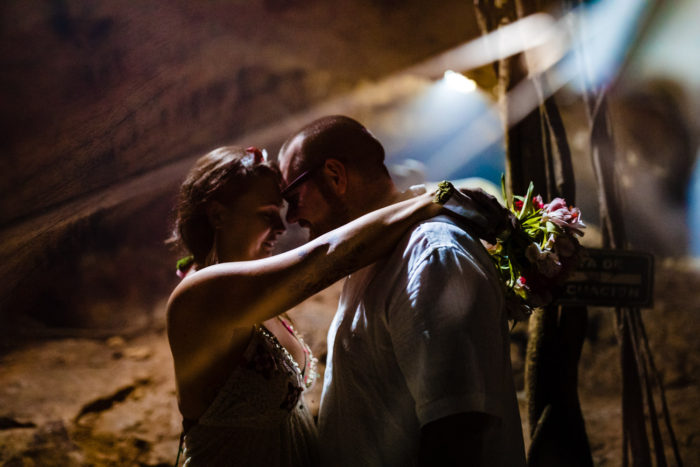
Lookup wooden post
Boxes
[472,1,593,466]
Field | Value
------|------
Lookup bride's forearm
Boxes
[175,192,440,326]
[249,192,441,311]
[291,192,442,290]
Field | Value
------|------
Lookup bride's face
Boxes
[218,176,286,261]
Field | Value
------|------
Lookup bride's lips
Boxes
[261,235,278,252]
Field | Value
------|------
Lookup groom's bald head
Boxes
[278,115,389,181]
[278,115,397,237]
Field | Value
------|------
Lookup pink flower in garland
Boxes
[532,194,544,210]
[542,198,586,235]
[544,197,567,212]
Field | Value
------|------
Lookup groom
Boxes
[278,115,526,467]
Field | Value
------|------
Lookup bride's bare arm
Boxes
[167,192,445,393]
[168,192,441,329]
[167,185,510,398]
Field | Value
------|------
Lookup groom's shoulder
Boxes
[393,215,479,268]
[376,215,495,292]
[397,215,500,291]
[407,214,475,250]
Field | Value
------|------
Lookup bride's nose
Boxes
[271,212,286,235]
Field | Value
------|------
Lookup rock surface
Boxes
[1,261,698,466]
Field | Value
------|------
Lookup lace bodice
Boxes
[200,323,316,426]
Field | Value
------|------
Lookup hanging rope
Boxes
[570,0,684,464]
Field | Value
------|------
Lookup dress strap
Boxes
[277,316,296,336]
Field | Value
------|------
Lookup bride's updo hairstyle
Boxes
[169,146,282,270]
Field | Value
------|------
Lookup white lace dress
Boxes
[182,323,319,466]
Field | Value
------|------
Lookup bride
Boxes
[166,145,503,466]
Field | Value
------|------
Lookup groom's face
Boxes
[279,139,346,239]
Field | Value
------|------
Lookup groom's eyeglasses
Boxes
[281,163,324,198]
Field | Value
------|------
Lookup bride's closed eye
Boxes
[258,206,285,230]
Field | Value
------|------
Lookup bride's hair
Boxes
[168,146,281,269]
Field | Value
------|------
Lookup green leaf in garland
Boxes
[500,173,510,209]
[518,182,535,220]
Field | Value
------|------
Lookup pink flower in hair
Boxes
[246,146,265,164]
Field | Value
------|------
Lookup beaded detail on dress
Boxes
[265,318,319,390]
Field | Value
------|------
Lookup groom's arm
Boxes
[419,412,499,467]
[386,223,510,467]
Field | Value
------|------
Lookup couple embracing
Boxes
[166,115,526,466]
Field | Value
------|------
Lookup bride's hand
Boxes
[459,187,517,242]
[434,182,516,244]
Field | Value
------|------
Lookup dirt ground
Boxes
[0,259,698,466]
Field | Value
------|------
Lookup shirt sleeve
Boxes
[386,233,508,427]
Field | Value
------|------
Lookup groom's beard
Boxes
[309,177,351,239]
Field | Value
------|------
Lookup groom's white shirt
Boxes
[317,215,526,467]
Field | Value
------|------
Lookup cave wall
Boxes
[0,0,481,326]
[0,0,478,224]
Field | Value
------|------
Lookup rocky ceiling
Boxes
[0,0,482,306]
[3,1,696,326]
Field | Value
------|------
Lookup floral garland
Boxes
[175,178,585,321]
[488,176,586,320]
